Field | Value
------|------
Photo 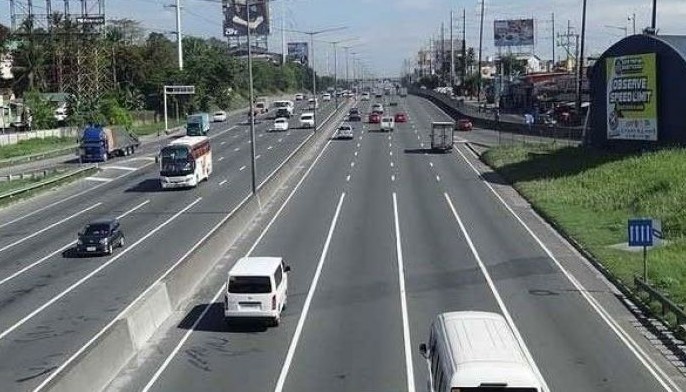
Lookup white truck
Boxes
[431,122,454,152]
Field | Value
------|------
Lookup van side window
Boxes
[274,266,283,287]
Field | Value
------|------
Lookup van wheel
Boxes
[271,317,280,327]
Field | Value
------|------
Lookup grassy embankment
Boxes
[0,137,76,161]
[482,144,686,320]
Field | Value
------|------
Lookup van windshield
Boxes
[228,276,272,293]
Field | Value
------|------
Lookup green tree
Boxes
[24,90,56,129]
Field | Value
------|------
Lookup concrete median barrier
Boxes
[37,100,350,392]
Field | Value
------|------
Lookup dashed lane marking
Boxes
[239,165,247,171]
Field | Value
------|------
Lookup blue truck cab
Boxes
[79,124,139,162]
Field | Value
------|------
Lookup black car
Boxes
[348,113,362,122]
[349,107,360,115]
[76,218,125,256]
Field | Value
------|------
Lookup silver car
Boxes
[336,124,354,139]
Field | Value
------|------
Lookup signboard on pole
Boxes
[287,42,309,65]
[494,19,534,47]
[606,53,658,141]
[222,0,270,37]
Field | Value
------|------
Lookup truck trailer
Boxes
[79,125,140,162]
[186,113,210,136]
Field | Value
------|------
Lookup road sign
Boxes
[628,219,653,247]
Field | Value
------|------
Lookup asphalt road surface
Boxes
[103,95,686,392]
[0,98,342,392]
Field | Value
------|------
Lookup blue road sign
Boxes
[628,219,653,247]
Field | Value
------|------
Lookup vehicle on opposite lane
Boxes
[300,112,315,129]
[271,117,289,132]
[212,111,227,122]
[75,218,125,256]
[159,136,212,189]
[457,118,473,131]
[225,257,291,327]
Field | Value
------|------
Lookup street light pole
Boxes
[576,0,587,115]
[246,4,257,196]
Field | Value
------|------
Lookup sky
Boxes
[3,0,686,77]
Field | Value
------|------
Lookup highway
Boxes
[103,95,686,392]
[0,98,342,392]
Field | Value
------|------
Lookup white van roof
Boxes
[229,257,282,277]
[438,311,540,389]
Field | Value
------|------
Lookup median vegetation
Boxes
[482,144,686,305]
[0,137,76,161]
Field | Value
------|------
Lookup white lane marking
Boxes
[391,175,396,182]
[278,138,283,143]
[84,177,113,183]
[220,141,226,145]
[219,179,228,186]
[239,165,247,171]
[234,147,240,152]
[436,175,441,182]
[346,175,351,182]
[0,198,202,342]
[0,198,152,288]
[357,143,361,148]
[218,156,225,162]
[0,203,102,254]
[256,154,261,160]
[125,156,156,162]
[354,151,358,157]
[105,165,137,172]
[259,134,264,138]
[268,146,273,150]
[350,161,355,168]
[420,142,424,148]
[454,147,682,392]
[274,193,346,392]
[233,134,239,139]
[392,193,416,392]
[390,162,395,168]
[139,140,338,392]
[429,162,434,168]
[444,193,550,390]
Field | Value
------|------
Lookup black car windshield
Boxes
[228,276,272,293]
[83,224,110,236]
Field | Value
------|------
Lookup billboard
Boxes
[287,42,309,65]
[606,53,658,141]
[494,19,534,47]
[222,0,270,37]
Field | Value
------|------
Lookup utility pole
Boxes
[246,3,256,195]
[629,13,636,35]
[477,0,485,103]
[441,22,446,85]
[651,0,657,30]
[462,8,466,91]
[577,0,587,114]
[450,10,455,87]
[551,12,555,69]
[281,3,286,65]
[174,0,183,70]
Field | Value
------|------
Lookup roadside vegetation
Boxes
[0,137,76,160]
[483,144,686,304]
[0,166,96,207]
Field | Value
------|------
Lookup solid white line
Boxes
[453,147,681,392]
[444,192,550,391]
[392,193,416,392]
[0,199,150,287]
[141,143,339,392]
[0,203,102,254]
[0,198,202,342]
[274,193,346,392]
[105,165,137,172]
[85,177,112,183]
[219,179,228,186]
[218,156,225,162]
[239,165,247,171]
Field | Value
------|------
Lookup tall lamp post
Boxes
[576,0,587,115]
[281,26,348,129]
[246,3,257,195]
[320,37,358,108]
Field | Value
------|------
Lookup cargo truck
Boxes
[186,113,210,136]
[399,87,408,97]
[79,125,140,162]
[430,122,454,152]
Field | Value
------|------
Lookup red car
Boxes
[369,113,381,124]
[394,112,408,123]
[457,118,473,131]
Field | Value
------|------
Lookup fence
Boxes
[0,127,80,147]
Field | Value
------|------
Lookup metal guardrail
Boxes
[0,166,96,202]
[0,145,78,169]
[634,276,686,330]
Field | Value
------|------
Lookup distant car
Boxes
[380,116,395,132]
[336,124,354,139]
[349,107,360,115]
[457,118,473,131]
[375,93,383,98]
[322,93,332,102]
[255,102,268,114]
[295,93,304,101]
[348,113,362,122]
[300,112,315,128]
[394,112,408,123]
[368,113,381,124]
[308,98,319,110]
[389,101,398,107]
[76,218,124,256]
[361,92,370,101]
[213,111,227,122]
[272,117,289,132]
[372,103,384,114]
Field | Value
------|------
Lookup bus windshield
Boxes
[160,146,193,176]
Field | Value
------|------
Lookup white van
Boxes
[419,311,541,392]
[224,257,290,326]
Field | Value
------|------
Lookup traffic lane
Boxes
[407,96,668,391]
[280,121,405,392]
[138,118,361,392]
[391,112,503,389]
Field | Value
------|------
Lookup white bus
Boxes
[159,136,212,189]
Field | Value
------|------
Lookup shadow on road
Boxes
[178,303,269,334]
